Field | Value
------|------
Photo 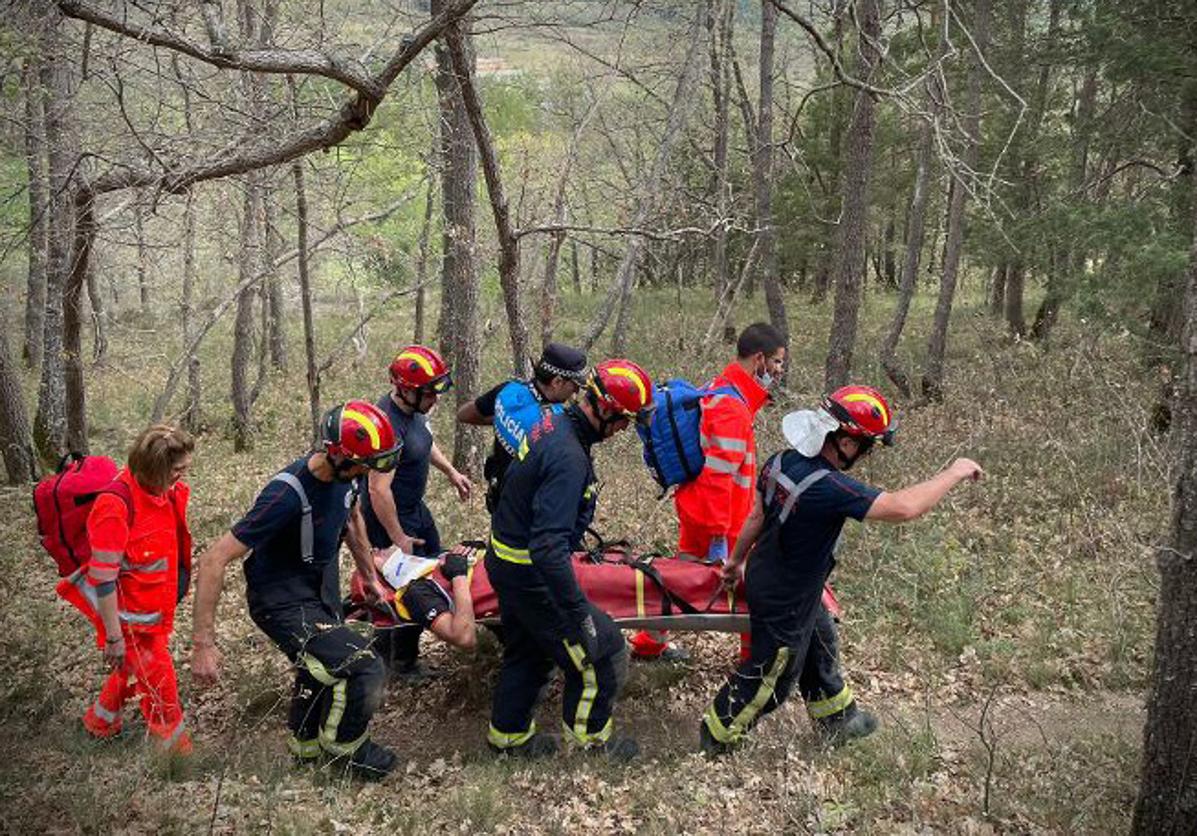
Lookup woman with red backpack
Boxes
[57,424,195,755]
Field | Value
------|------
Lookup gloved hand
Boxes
[570,613,600,666]
[441,550,470,581]
[706,536,729,564]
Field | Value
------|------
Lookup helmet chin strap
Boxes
[832,433,861,470]
[327,453,360,482]
[396,386,424,412]
[586,391,625,437]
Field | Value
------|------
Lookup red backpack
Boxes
[33,453,132,577]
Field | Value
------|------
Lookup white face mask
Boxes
[754,359,776,390]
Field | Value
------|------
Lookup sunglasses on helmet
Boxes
[359,445,402,473]
[423,373,453,395]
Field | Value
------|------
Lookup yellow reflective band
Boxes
[635,570,645,618]
[300,653,339,686]
[517,436,529,461]
[491,536,532,565]
[320,680,347,747]
[703,704,736,744]
[562,640,598,743]
[342,407,381,449]
[807,685,855,719]
[488,721,537,749]
[288,736,321,760]
[728,647,790,738]
[397,350,435,377]
[562,717,612,746]
[842,392,888,425]
[605,366,647,406]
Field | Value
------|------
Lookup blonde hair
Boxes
[127,424,195,492]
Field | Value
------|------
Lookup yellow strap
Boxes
[726,647,791,739]
[635,570,645,618]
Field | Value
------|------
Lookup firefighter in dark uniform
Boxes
[485,359,655,759]
[701,386,983,754]
[191,401,403,780]
[456,342,588,512]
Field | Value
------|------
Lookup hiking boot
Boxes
[333,739,398,781]
[816,704,878,746]
[82,705,123,739]
[590,736,640,762]
[699,721,734,757]
[488,732,559,760]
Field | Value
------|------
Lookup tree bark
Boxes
[709,0,734,319]
[989,262,1007,315]
[413,174,435,345]
[22,58,48,370]
[582,4,706,351]
[823,0,882,391]
[180,189,202,431]
[1005,260,1027,337]
[85,243,107,363]
[230,180,260,452]
[263,178,288,371]
[134,198,150,313]
[0,330,38,483]
[34,13,73,461]
[433,0,482,473]
[921,0,991,402]
[1132,157,1197,836]
[755,0,791,348]
[62,190,95,454]
[292,156,319,445]
[445,24,528,375]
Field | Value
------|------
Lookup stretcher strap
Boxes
[628,559,701,617]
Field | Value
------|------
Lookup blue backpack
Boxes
[637,379,744,490]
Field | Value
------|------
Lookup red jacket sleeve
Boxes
[86,493,129,586]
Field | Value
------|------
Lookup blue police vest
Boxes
[493,380,562,457]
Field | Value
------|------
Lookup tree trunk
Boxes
[921,0,991,402]
[34,14,73,462]
[22,58,48,370]
[413,174,435,344]
[1132,159,1197,835]
[432,0,482,473]
[582,4,706,351]
[823,0,882,391]
[709,0,734,316]
[0,329,37,484]
[445,23,528,375]
[755,0,790,347]
[880,108,938,398]
[812,0,849,305]
[134,199,150,314]
[989,262,1007,315]
[263,178,288,371]
[230,181,260,452]
[85,246,107,364]
[1005,260,1027,337]
[181,189,202,431]
[570,240,581,294]
[292,157,319,445]
[62,190,94,454]
[882,214,896,288]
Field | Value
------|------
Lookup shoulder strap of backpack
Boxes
[763,453,829,524]
[269,472,313,562]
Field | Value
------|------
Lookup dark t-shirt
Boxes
[235,457,358,615]
[360,393,433,546]
[746,451,879,615]
[398,576,454,628]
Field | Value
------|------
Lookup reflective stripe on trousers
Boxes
[703,647,791,744]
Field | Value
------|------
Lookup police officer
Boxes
[486,359,655,759]
[456,342,588,512]
[701,386,983,754]
[191,401,403,780]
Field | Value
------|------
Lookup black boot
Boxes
[488,732,559,759]
[335,739,398,781]
[589,736,639,762]
[699,721,734,757]
[815,703,878,746]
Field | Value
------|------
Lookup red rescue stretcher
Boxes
[347,541,842,633]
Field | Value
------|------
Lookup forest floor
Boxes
[0,287,1167,833]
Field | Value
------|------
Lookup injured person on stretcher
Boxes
[346,540,841,638]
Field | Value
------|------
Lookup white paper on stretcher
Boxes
[380,549,439,590]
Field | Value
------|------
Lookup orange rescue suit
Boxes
[674,362,770,555]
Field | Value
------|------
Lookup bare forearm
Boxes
[346,511,379,581]
[368,481,408,546]
[449,576,476,639]
[430,443,454,476]
[192,534,244,644]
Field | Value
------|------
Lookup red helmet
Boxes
[587,359,655,425]
[389,345,452,393]
[822,385,896,446]
[321,400,402,471]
